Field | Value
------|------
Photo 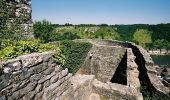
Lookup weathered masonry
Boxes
[77,39,170,100]
[6,0,32,35]
[0,39,170,100]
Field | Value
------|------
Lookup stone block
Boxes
[0,96,6,100]
[43,80,50,88]
[65,73,72,80]
[20,81,37,97]
[3,59,21,72]
[38,72,55,84]
[55,65,62,73]
[22,91,35,100]
[50,75,59,84]
[0,79,10,91]
[35,91,44,100]
[13,79,30,92]
[20,68,31,80]
[43,66,55,75]
[8,91,20,100]
[27,62,48,78]
[35,84,43,93]
[30,73,42,82]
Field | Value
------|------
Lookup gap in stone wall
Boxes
[110,51,127,85]
[131,45,170,99]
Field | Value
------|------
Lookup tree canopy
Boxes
[133,29,152,47]
[33,20,54,43]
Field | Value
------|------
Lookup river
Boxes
[151,55,170,67]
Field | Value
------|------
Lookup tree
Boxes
[33,20,54,43]
[92,27,120,40]
[49,32,80,41]
[153,39,170,52]
[133,29,152,48]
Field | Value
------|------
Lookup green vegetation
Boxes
[33,20,55,43]
[152,39,170,51]
[90,27,120,39]
[141,86,170,100]
[33,20,170,51]
[59,40,92,74]
[133,29,152,48]
[0,39,64,65]
[33,20,80,42]
[0,0,25,41]
[0,0,10,32]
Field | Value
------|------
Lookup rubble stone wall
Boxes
[6,0,32,35]
[0,39,169,100]
[0,52,72,100]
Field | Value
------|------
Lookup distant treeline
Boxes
[32,20,170,51]
[52,23,170,42]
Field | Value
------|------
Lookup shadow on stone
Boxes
[110,51,127,85]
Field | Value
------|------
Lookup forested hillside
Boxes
[33,20,170,50]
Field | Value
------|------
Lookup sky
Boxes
[32,0,170,25]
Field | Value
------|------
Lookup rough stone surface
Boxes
[1,39,170,100]
[0,52,71,100]
[5,0,33,35]
[59,74,95,100]
[82,41,126,82]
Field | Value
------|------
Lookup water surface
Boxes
[151,55,170,67]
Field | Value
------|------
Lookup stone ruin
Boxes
[0,39,170,100]
[78,39,170,100]
[1,1,170,100]
[5,0,33,36]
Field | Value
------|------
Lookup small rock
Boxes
[3,67,11,74]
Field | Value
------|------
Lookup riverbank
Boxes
[149,50,170,56]
[149,53,170,56]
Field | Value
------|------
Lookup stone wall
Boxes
[87,48,143,100]
[0,51,72,100]
[129,43,170,95]
[0,39,169,100]
[6,0,32,34]
[82,44,126,82]
[76,39,170,99]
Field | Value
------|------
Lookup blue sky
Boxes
[32,0,170,24]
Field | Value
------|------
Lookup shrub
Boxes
[59,40,92,74]
[33,20,54,43]
[0,39,65,65]
[49,32,80,41]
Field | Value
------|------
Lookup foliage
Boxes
[115,24,149,41]
[33,20,80,42]
[0,0,24,41]
[141,85,170,100]
[33,20,170,50]
[33,20,54,43]
[133,29,152,48]
[150,24,170,42]
[0,0,9,31]
[59,40,92,74]
[153,39,170,51]
[91,27,120,40]
[52,25,120,40]
[0,39,65,65]
[0,39,14,50]
[50,32,80,41]
[0,20,25,40]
